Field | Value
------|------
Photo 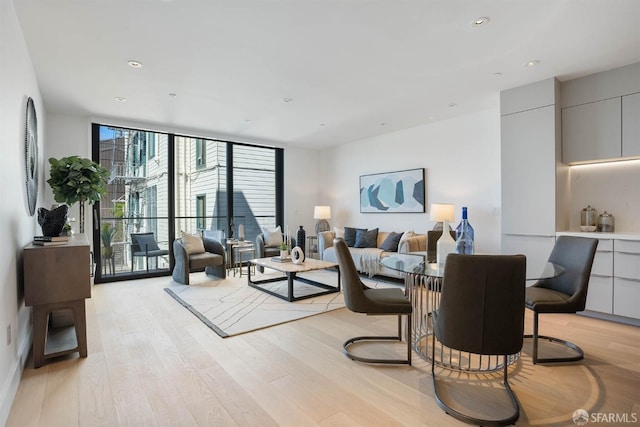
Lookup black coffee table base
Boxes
[247,266,340,302]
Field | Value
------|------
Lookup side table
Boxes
[307,235,319,259]
[24,236,91,368]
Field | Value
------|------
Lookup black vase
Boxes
[297,225,306,254]
[37,205,68,237]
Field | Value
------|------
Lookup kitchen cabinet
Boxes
[557,232,640,323]
[613,239,640,319]
[585,238,613,313]
[24,237,91,368]
[561,97,621,164]
[622,92,640,157]
[501,78,566,267]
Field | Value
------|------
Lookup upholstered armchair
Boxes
[255,228,296,273]
[172,233,226,285]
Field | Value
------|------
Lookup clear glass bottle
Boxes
[597,211,615,232]
[455,207,475,255]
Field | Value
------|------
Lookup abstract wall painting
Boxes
[360,168,425,213]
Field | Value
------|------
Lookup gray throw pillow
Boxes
[354,228,378,248]
[379,231,403,252]
[344,226,366,247]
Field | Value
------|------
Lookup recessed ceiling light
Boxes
[525,60,540,67]
[494,72,502,77]
[380,122,386,126]
[449,103,457,108]
[319,123,326,127]
[127,60,142,68]
[243,119,251,124]
[115,97,127,102]
[283,98,293,103]
[471,17,490,27]
[168,93,177,97]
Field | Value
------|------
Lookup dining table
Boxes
[380,252,565,372]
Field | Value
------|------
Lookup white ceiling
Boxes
[13,0,640,149]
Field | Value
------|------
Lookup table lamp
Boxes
[313,205,331,235]
[430,203,455,267]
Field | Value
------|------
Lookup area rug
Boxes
[164,269,401,338]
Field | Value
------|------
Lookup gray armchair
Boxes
[172,236,226,285]
[255,233,296,273]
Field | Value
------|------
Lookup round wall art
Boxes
[25,97,38,216]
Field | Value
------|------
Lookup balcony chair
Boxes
[334,238,412,365]
[432,253,526,426]
[525,235,598,364]
[130,232,169,272]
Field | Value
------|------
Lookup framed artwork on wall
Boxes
[360,168,425,213]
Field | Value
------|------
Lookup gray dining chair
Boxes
[334,238,413,365]
[525,235,598,364]
[432,253,526,426]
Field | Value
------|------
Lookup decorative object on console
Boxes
[47,156,110,234]
[37,204,69,237]
[238,224,245,241]
[314,206,331,235]
[291,246,305,264]
[359,168,425,213]
[430,203,456,267]
[25,97,38,216]
[297,225,306,253]
[597,211,615,232]
[580,205,598,232]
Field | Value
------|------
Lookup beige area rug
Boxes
[164,268,402,338]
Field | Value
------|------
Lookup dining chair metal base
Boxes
[431,354,520,426]
[343,314,412,365]
[524,333,584,364]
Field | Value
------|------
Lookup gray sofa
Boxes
[318,230,426,279]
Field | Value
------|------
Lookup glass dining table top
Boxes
[380,252,565,280]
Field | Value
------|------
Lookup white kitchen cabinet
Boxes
[585,238,613,313]
[622,92,640,157]
[561,97,622,164]
[613,239,640,319]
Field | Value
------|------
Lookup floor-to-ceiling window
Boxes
[93,124,282,283]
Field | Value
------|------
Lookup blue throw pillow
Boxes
[379,231,403,252]
[344,226,366,247]
[354,228,378,248]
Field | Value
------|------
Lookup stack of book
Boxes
[33,235,69,246]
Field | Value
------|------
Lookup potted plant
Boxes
[280,241,288,259]
[47,156,110,234]
[101,223,117,258]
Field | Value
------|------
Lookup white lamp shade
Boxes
[313,205,331,220]
[429,203,455,223]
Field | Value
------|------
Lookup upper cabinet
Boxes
[562,97,621,164]
[560,62,640,165]
[622,92,640,157]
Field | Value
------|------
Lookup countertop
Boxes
[557,231,640,240]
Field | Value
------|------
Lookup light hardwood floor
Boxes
[7,276,640,427]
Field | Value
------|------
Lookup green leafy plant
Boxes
[280,241,288,251]
[101,223,116,247]
[47,156,110,233]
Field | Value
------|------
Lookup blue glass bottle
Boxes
[455,207,474,254]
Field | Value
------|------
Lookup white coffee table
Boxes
[248,257,340,302]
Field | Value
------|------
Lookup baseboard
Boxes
[580,310,640,327]
[0,330,31,426]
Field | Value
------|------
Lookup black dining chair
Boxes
[432,253,526,426]
[525,235,598,364]
[334,238,413,365]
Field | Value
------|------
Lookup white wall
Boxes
[320,108,503,254]
[0,0,44,422]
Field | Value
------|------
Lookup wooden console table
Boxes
[24,236,91,368]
